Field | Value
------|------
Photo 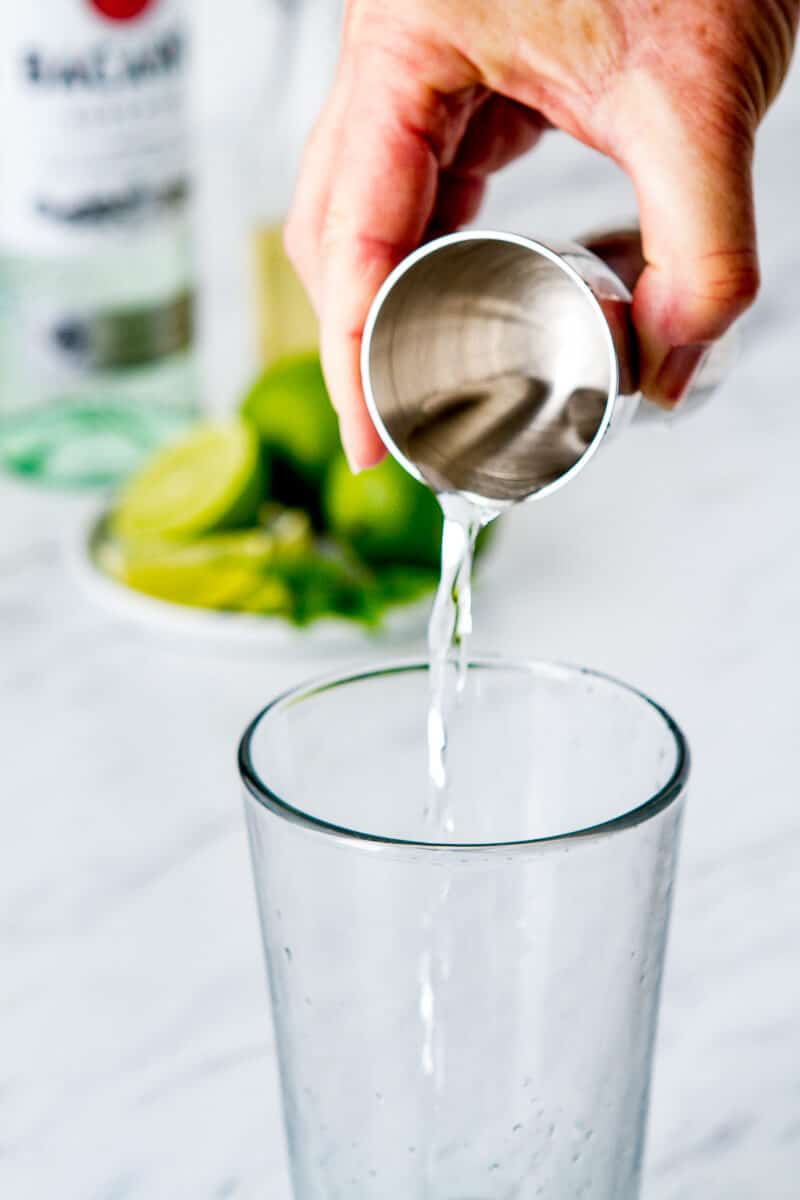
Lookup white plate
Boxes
[69,507,433,653]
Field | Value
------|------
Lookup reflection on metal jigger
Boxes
[361,227,735,506]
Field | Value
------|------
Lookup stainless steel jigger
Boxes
[361,227,733,506]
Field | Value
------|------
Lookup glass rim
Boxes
[238,657,690,854]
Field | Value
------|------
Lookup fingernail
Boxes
[654,344,711,405]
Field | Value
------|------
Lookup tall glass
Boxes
[240,659,689,1199]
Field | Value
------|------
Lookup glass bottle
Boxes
[248,0,342,368]
[0,0,198,487]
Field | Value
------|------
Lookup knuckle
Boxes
[319,206,347,261]
[688,249,760,334]
[703,249,760,300]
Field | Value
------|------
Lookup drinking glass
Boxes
[240,659,689,1199]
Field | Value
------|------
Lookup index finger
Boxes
[316,49,475,469]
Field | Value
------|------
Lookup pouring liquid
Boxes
[419,493,501,1193]
[426,493,500,829]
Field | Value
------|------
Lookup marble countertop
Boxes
[3,11,800,1198]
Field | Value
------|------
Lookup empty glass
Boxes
[240,659,689,1199]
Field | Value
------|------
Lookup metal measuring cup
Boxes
[360,227,733,505]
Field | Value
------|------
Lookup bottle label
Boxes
[22,290,194,384]
[0,0,189,254]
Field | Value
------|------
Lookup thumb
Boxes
[620,79,760,406]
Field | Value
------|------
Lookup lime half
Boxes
[113,420,264,543]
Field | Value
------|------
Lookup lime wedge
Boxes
[115,533,268,606]
[111,519,312,610]
[122,552,262,609]
[112,420,265,543]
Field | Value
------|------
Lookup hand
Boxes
[285,0,799,469]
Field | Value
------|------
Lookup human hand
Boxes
[285,0,799,469]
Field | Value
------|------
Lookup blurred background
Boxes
[2,1,799,1197]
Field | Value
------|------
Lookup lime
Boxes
[110,518,312,610]
[375,564,439,606]
[112,420,264,543]
[242,353,338,481]
[323,455,443,569]
[120,545,265,609]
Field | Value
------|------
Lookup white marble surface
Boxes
[3,8,800,1198]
